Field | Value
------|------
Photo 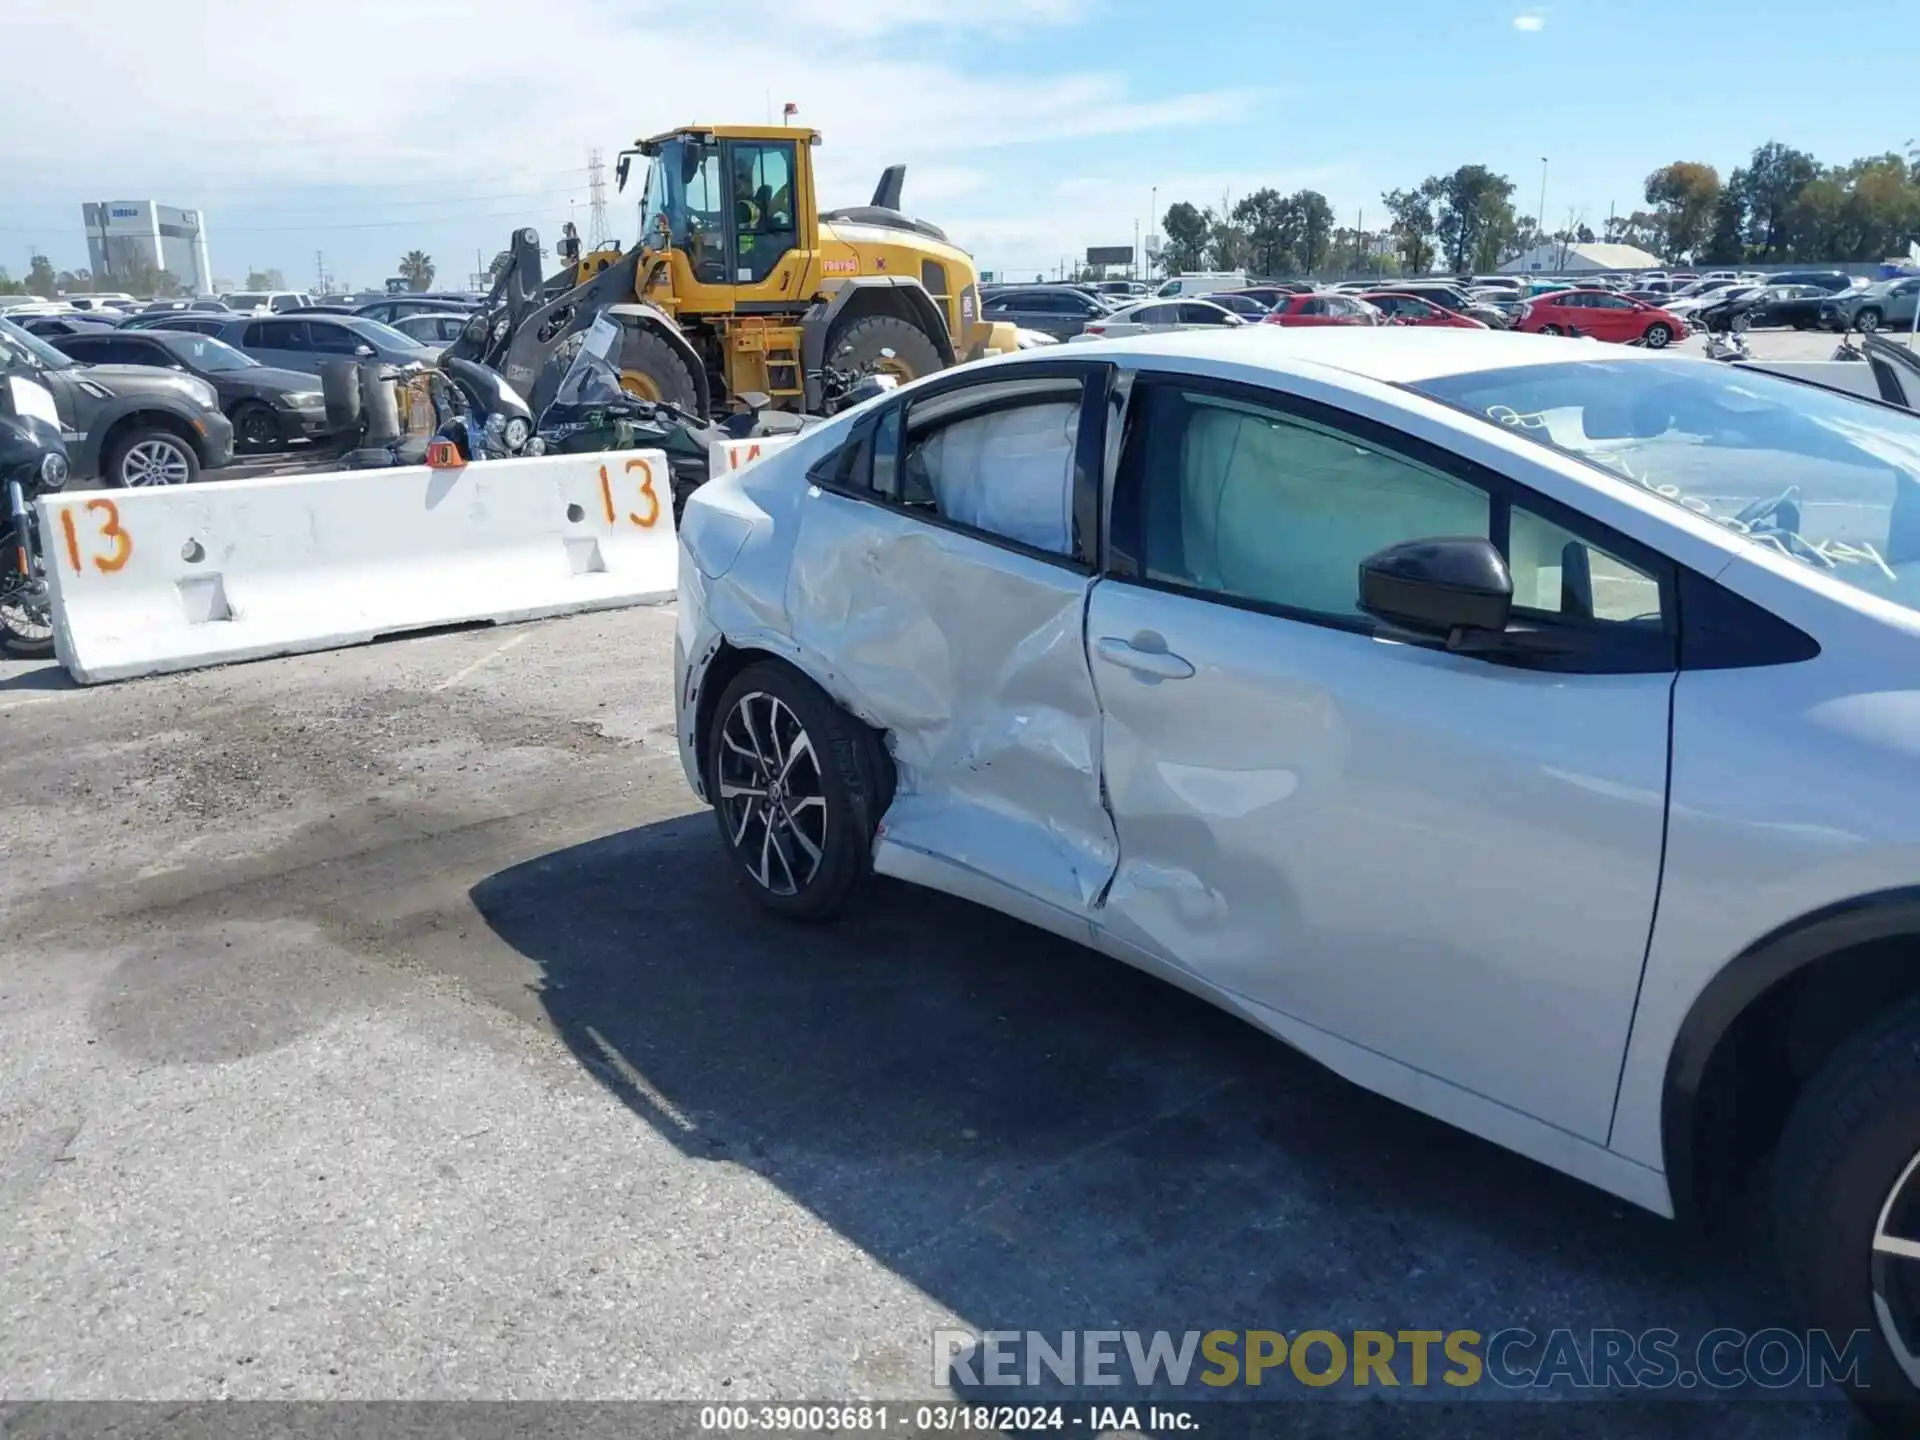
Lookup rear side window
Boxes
[898,380,1080,556]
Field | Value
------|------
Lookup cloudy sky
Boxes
[3,0,1917,291]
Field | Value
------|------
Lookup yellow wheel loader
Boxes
[459,125,1018,419]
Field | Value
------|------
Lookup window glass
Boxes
[730,140,797,284]
[1133,304,1177,325]
[308,322,360,355]
[1180,302,1231,324]
[1135,385,1489,619]
[900,379,1080,555]
[252,320,307,349]
[1509,505,1663,623]
[1298,297,1329,316]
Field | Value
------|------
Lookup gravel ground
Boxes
[0,589,1875,1435]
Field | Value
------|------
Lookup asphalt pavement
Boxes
[0,606,1878,1437]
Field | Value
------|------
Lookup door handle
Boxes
[1096,635,1195,680]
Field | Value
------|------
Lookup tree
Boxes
[55,268,92,293]
[1160,202,1209,275]
[25,254,56,299]
[1605,209,1662,251]
[120,254,185,297]
[1291,190,1335,273]
[1381,185,1439,274]
[1203,208,1247,271]
[1231,188,1295,276]
[398,250,436,291]
[487,250,514,285]
[1643,162,1721,263]
[1428,165,1519,275]
[1741,142,1819,257]
[244,268,286,290]
[1702,176,1748,264]
[0,268,23,296]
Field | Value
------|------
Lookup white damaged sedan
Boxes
[676,327,1920,1419]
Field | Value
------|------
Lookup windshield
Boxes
[224,293,268,309]
[1411,359,1920,614]
[169,335,257,372]
[0,317,75,371]
[348,317,423,350]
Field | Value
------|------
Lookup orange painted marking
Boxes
[86,498,132,573]
[59,508,82,573]
[625,457,660,528]
[599,464,617,525]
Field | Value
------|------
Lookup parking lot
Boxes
[0,605,1872,1435]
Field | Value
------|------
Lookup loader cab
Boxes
[632,128,817,306]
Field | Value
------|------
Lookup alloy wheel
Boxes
[1872,1149,1920,1387]
[716,690,828,897]
[122,439,191,486]
[0,577,52,648]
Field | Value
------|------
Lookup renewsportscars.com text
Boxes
[933,1327,1873,1392]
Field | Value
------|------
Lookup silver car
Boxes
[1074,297,1246,341]
[676,327,1920,1420]
[206,314,438,374]
[1822,276,1920,333]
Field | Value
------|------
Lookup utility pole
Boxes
[586,148,612,252]
[315,250,325,294]
[1537,157,1550,264]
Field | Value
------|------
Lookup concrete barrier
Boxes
[707,434,799,480]
[40,449,676,685]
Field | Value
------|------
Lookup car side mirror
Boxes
[1358,536,1513,638]
[355,345,376,358]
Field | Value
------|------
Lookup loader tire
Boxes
[619,325,703,413]
[828,315,944,385]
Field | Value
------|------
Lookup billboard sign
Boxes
[1086,245,1134,266]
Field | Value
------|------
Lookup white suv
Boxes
[675,328,1920,1423]
[219,290,313,315]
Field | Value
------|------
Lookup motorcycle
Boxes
[0,371,72,657]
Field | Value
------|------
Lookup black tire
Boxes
[230,400,281,452]
[0,589,53,659]
[705,660,889,921]
[1859,308,1884,333]
[1774,996,1920,1427]
[618,325,703,413]
[1644,322,1675,347]
[1538,323,1564,336]
[104,425,199,488]
[827,314,945,385]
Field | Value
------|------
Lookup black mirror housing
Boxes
[1359,536,1513,637]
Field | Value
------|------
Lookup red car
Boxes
[1261,292,1383,327]
[1513,288,1687,348]
[1361,292,1489,329]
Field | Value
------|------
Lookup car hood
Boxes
[69,364,213,402]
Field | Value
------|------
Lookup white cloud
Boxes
[1512,10,1547,30]
[0,0,1275,277]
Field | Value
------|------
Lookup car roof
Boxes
[1016,325,1677,383]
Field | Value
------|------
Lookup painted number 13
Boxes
[58,497,134,574]
[599,458,660,529]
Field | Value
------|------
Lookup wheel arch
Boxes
[603,302,710,420]
[801,278,954,411]
[97,406,205,469]
[1663,887,1920,1228]
[690,639,895,814]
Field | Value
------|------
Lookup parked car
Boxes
[1822,277,1920,333]
[1361,292,1489,329]
[1729,284,1832,331]
[49,328,328,452]
[0,317,232,486]
[138,298,231,314]
[1076,298,1246,339]
[980,286,1113,341]
[1152,273,1251,298]
[120,313,233,335]
[1665,284,1766,329]
[64,294,137,312]
[207,314,439,374]
[11,314,119,337]
[1091,281,1152,301]
[1514,289,1686,346]
[388,311,474,348]
[674,325,1920,1426]
[1262,292,1384,327]
[1228,284,1315,307]
[352,295,480,325]
[1371,282,1509,328]
[220,290,315,315]
[1758,270,1859,295]
[1202,292,1273,319]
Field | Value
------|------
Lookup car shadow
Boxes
[470,815,1810,1408]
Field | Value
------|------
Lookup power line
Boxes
[586,148,612,251]
[8,167,592,198]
